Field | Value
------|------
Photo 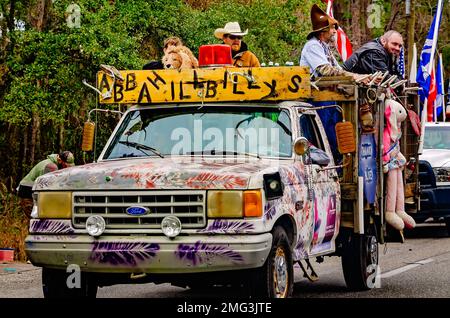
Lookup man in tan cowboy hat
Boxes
[300,4,366,81]
[214,22,260,67]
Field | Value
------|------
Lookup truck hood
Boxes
[420,149,450,168]
[34,157,279,191]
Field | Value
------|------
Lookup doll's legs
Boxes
[385,169,405,230]
[395,169,416,229]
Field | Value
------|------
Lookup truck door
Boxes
[299,113,340,255]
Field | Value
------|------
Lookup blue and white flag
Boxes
[436,53,444,120]
[398,47,405,79]
[416,0,444,103]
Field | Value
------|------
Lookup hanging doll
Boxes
[383,99,416,231]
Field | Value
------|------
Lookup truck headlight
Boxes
[86,215,106,237]
[37,192,72,218]
[207,190,262,218]
[433,167,450,182]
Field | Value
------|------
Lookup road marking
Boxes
[381,258,434,279]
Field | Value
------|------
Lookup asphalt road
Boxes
[1,222,449,299]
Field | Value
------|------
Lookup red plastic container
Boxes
[198,45,233,67]
[0,248,14,262]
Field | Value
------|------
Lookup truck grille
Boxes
[72,190,206,229]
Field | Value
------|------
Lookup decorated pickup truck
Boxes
[25,58,420,298]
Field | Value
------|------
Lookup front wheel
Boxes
[341,230,379,291]
[42,267,98,298]
[249,226,294,298]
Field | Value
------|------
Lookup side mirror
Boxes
[293,137,309,155]
[335,121,356,154]
[81,120,96,152]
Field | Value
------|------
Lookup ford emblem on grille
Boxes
[126,206,150,216]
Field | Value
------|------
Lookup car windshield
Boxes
[423,126,450,149]
[103,106,292,159]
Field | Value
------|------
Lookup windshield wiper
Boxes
[187,150,260,159]
[223,151,261,159]
[118,141,164,158]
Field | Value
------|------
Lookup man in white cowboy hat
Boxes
[300,4,365,81]
[214,22,260,67]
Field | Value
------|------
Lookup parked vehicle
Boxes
[25,51,420,298]
[417,122,450,234]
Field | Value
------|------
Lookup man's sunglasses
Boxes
[226,34,242,40]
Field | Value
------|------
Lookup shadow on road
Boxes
[293,280,348,296]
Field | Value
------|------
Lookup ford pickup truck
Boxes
[25,60,419,298]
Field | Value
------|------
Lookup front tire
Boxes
[341,229,379,291]
[249,226,294,298]
[42,267,98,298]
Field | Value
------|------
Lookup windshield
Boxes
[103,106,292,159]
[423,126,450,150]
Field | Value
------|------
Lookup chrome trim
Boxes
[72,190,206,229]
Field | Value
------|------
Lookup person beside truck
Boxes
[17,151,75,199]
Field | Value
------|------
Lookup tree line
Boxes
[0,0,449,189]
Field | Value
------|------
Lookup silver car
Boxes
[418,122,450,234]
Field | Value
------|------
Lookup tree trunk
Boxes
[30,112,40,164]
[26,0,49,164]
[28,0,51,31]
[361,0,372,45]
[7,0,16,35]
[386,1,402,31]
[350,0,362,49]
[406,0,416,74]
[59,123,64,152]
[23,123,30,170]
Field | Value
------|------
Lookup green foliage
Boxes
[0,181,29,262]
[0,0,449,187]
[175,0,317,63]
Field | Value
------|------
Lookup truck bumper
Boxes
[25,233,272,273]
[418,186,450,221]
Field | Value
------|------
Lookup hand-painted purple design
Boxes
[175,241,243,265]
[264,201,278,220]
[294,239,308,259]
[36,176,53,189]
[89,242,160,266]
[197,220,255,234]
[30,219,75,234]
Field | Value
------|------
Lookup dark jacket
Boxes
[343,38,400,76]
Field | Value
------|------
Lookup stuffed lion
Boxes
[162,46,199,70]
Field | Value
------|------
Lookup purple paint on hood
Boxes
[35,157,274,191]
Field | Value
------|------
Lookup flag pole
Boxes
[439,53,445,122]
[326,0,332,13]
[418,0,443,154]
[434,61,437,123]
[409,43,417,83]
